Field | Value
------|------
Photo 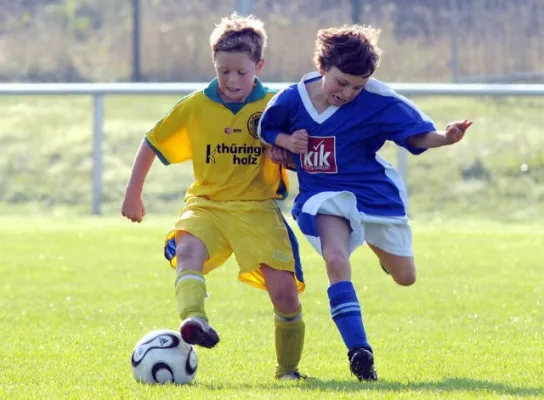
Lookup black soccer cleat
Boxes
[348,347,378,381]
[180,317,220,349]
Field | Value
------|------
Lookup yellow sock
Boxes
[174,270,208,321]
[274,306,305,378]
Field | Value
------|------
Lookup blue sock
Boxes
[328,281,372,352]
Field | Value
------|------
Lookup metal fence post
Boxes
[92,94,104,215]
[397,146,408,190]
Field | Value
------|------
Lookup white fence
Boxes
[1,82,543,214]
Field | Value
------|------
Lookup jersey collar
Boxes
[204,78,266,105]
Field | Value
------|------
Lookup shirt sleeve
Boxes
[257,90,291,146]
[380,100,436,155]
[145,98,192,165]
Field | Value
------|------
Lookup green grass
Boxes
[0,216,542,399]
[1,95,543,221]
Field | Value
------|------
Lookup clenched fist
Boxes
[286,129,309,154]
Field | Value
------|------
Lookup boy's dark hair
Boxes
[314,25,382,77]
[210,12,267,63]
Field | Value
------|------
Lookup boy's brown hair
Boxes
[210,13,267,63]
[313,25,382,77]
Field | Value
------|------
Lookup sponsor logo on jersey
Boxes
[300,136,337,173]
[206,143,266,165]
[224,127,243,134]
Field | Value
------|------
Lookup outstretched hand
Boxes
[445,119,472,144]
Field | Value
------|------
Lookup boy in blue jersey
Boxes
[258,25,472,381]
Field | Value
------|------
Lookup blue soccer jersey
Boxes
[258,72,436,218]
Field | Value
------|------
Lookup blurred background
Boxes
[2,0,543,83]
[0,0,544,82]
[0,0,543,220]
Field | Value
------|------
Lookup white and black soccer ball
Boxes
[131,329,198,385]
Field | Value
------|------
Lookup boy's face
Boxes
[214,51,264,102]
[321,67,369,106]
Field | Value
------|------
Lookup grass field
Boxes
[0,216,542,399]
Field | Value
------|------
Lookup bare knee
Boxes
[271,284,300,313]
[370,246,416,287]
[392,268,416,286]
[322,248,351,283]
[175,233,207,273]
[261,266,300,313]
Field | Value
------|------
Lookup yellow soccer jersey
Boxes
[145,79,289,201]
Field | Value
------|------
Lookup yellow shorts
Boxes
[164,197,305,292]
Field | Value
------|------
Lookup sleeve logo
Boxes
[247,112,262,139]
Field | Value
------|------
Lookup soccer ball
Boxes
[131,329,198,385]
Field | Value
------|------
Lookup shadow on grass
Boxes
[196,377,543,396]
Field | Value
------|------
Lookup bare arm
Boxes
[121,139,156,222]
[406,131,450,148]
[275,130,309,154]
[125,139,156,195]
[406,119,473,149]
[275,133,293,150]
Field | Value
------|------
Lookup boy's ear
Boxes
[256,58,265,75]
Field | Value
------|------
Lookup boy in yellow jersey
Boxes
[121,13,307,380]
